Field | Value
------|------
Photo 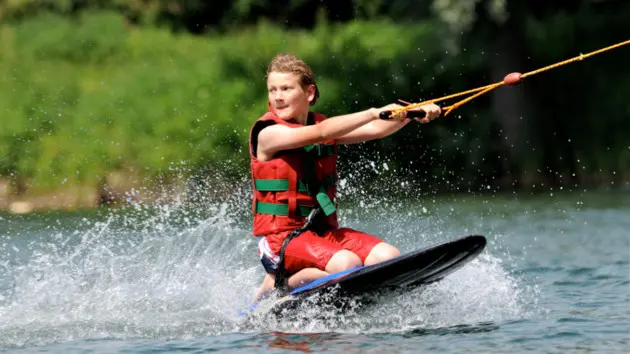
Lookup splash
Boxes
[0,165,535,348]
[0,173,259,348]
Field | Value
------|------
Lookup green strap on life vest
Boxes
[253,180,336,216]
[315,189,336,215]
[254,141,337,216]
[255,201,315,217]
[254,175,335,193]
[303,144,335,157]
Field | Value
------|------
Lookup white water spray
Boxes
[0,165,534,348]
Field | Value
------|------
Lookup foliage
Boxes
[0,12,453,191]
[1,0,629,196]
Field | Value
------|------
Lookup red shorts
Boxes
[260,228,383,274]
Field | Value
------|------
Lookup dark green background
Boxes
[1,0,628,199]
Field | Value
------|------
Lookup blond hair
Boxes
[267,53,320,105]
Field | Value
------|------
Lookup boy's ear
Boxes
[306,85,316,103]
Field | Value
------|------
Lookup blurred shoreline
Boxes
[0,172,187,214]
[2,174,628,215]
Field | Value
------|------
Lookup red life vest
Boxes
[249,111,338,236]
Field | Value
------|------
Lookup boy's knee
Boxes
[365,243,400,265]
[325,250,362,273]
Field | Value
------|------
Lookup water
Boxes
[1,188,628,353]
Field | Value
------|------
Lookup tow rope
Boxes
[380,39,630,119]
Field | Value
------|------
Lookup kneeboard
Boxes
[242,235,486,317]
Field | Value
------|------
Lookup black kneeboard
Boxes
[241,235,486,317]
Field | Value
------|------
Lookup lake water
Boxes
[1,186,628,353]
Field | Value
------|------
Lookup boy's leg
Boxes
[329,228,399,265]
[254,273,276,300]
[287,268,329,289]
[364,243,400,265]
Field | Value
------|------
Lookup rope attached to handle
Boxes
[381,39,630,119]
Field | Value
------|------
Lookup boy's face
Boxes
[267,72,315,120]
